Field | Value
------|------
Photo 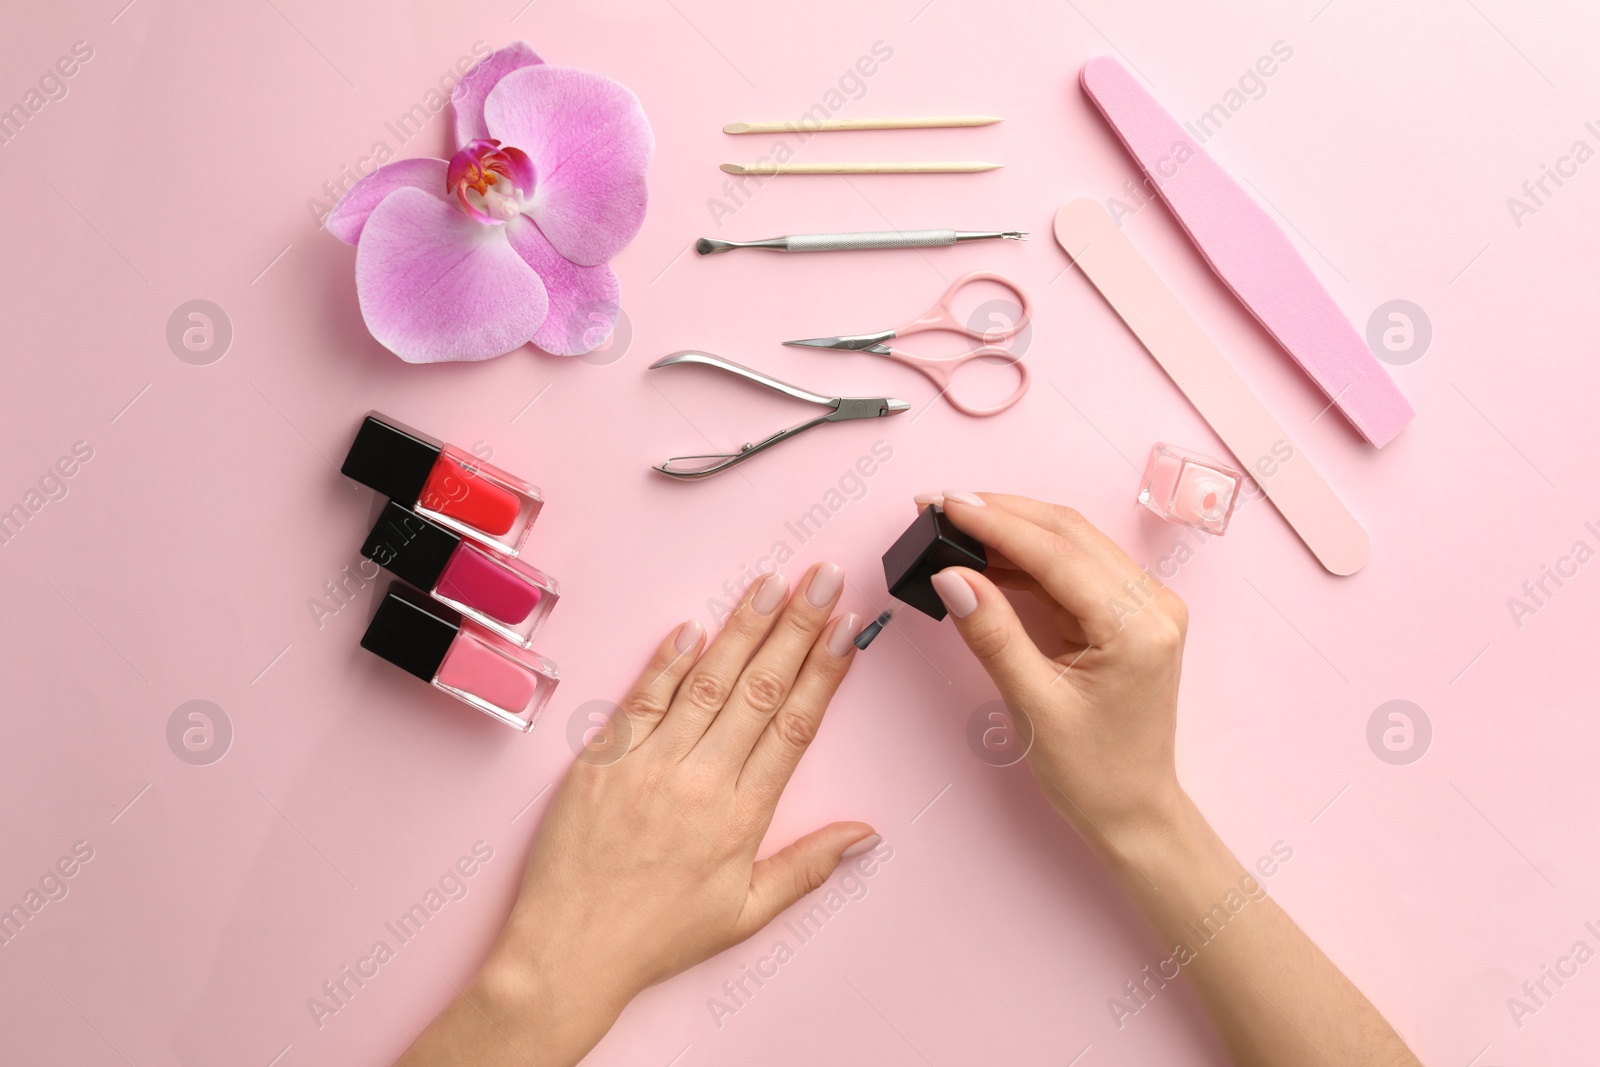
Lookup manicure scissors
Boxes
[648,351,908,479]
[783,270,1032,416]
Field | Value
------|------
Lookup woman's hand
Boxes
[918,491,1188,842]
[923,492,1421,1067]
[395,564,874,1067]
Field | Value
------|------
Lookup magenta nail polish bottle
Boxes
[361,502,559,647]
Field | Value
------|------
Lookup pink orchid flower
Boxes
[327,42,652,362]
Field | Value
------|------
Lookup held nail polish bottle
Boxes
[881,505,988,620]
[361,584,559,731]
[1138,443,1242,535]
[362,502,559,647]
[341,412,544,555]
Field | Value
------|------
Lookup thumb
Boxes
[743,823,879,934]
[931,567,1051,695]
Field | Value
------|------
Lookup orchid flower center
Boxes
[447,139,537,225]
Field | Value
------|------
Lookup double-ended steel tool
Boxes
[696,229,1026,255]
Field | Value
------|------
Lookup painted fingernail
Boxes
[840,833,882,859]
[827,613,861,657]
[942,489,985,506]
[674,619,704,652]
[751,572,789,615]
[913,492,945,507]
[806,562,844,607]
[931,570,979,618]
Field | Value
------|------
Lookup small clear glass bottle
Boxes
[1138,443,1242,535]
[341,412,544,556]
[361,502,559,648]
[361,584,559,731]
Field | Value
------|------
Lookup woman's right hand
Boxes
[916,491,1190,846]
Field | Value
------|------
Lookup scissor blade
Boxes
[782,329,896,351]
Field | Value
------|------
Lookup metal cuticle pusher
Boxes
[695,229,1027,255]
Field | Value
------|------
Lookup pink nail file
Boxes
[1079,56,1414,448]
[1055,199,1370,576]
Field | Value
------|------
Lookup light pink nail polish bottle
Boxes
[1138,443,1242,535]
[361,585,559,731]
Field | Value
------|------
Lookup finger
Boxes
[698,563,845,768]
[653,572,791,756]
[928,567,1059,696]
[911,496,1025,572]
[938,492,1141,642]
[610,619,707,752]
[981,492,1148,579]
[980,568,1093,646]
[739,823,880,939]
[921,492,1120,643]
[739,613,858,803]
[985,565,1047,597]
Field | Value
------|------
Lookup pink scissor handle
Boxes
[896,270,1033,343]
[885,343,1031,417]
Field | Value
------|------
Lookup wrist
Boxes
[468,935,629,1066]
[1080,789,1208,882]
[1094,792,1247,904]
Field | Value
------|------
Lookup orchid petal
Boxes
[326,158,449,245]
[484,65,652,266]
[452,42,544,148]
[354,187,548,363]
[505,216,621,356]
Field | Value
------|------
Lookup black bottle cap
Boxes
[361,501,462,591]
[361,583,462,681]
[882,505,989,620]
[340,413,443,504]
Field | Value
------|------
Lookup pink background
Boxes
[4,0,1598,1063]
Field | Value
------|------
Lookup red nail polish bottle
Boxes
[341,412,543,556]
[361,584,559,731]
[362,502,559,648]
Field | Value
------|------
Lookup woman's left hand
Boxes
[396,563,874,1067]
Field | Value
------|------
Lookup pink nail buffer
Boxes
[1080,56,1414,448]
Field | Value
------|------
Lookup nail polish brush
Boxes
[852,608,895,650]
